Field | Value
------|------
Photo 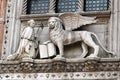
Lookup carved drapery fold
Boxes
[49,0,56,13]
[22,0,27,14]
[77,0,84,12]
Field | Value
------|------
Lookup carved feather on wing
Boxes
[59,13,97,30]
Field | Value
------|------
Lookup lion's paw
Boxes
[54,55,66,60]
[87,54,98,58]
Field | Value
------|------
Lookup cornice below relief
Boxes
[0,58,119,73]
[20,11,111,21]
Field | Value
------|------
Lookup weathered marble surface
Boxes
[0,58,119,73]
[0,58,119,80]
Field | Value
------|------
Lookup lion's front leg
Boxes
[56,41,64,58]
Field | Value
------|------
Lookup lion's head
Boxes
[48,17,63,30]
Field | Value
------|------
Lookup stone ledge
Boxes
[0,72,118,80]
[0,58,119,73]
[20,11,111,21]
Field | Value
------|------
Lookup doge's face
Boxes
[48,18,56,29]
[29,22,35,27]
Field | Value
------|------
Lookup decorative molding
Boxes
[0,72,118,80]
[0,58,119,79]
[20,11,111,21]
[49,0,56,13]
[2,0,24,60]
[0,58,119,73]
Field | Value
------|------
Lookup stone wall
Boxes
[0,0,7,58]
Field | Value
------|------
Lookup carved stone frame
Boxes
[2,0,24,59]
[1,0,114,59]
[1,0,120,80]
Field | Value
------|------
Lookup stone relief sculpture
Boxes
[7,19,37,60]
[48,13,116,58]
[6,13,116,61]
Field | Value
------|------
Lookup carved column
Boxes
[77,0,84,12]
[108,0,112,11]
[0,0,7,59]
[22,0,27,15]
[2,0,24,59]
[49,0,56,13]
[109,0,120,58]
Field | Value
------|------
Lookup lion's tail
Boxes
[91,32,116,56]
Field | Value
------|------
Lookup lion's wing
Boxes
[59,13,97,30]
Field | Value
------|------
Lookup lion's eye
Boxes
[53,21,56,23]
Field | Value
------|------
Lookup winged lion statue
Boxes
[48,13,116,58]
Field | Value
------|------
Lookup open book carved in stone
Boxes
[48,13,116,58]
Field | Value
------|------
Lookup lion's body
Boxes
[48,17,115,58]
[50,25,98,57]
[50,29,92,45]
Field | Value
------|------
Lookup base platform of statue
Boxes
[0,58,119,80]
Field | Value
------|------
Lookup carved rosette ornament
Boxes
[2,0,12,59]
[84,59,99,71]
[77,0,84,12]
[20,62,33,73]
[49,0,56,13]
[22,0,27,14]
[52,60,66,72]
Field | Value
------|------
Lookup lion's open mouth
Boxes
[49,25,55,29]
